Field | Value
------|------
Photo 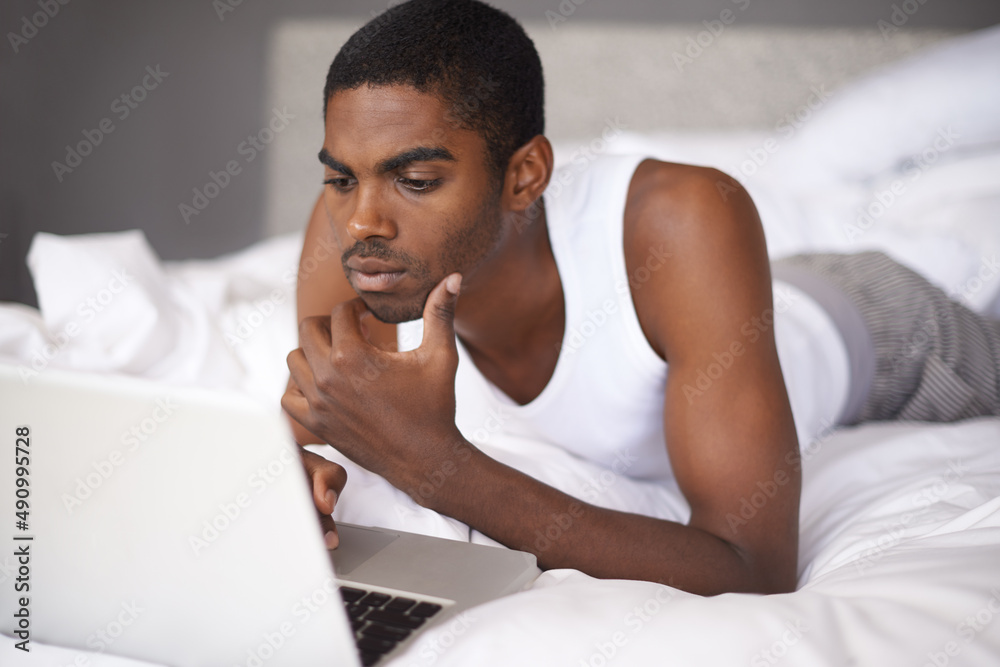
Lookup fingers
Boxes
[318,512,339,549]
[299,448,348,549]
[359,309,373,342]
[282,376,325,445]
[282,348,314,427]
[296,303,380,385]
[300,448,348,511]
[297,315,335,368]
[420,273,462,353]
[298,305,373,374]
[325,298,372,351]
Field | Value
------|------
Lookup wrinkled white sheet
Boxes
[316,416,1000,666]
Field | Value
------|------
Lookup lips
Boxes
[346,257,406,292]
[347,257,405,274]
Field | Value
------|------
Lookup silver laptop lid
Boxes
[0,364,359,667]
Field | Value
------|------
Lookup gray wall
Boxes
[2,0,999,307]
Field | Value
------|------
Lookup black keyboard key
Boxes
[410,602,443,618]
[365,609,426,629]
[358,635,398,655]
[340,586,446,665]
[384,596,417,613]
[340,586,366,603]
[362,622,412,642]
[358,592,392,608]
[346,604,369,621]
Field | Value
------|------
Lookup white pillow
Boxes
[770,24,1000,185]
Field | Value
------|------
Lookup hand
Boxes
[297,447,348,548]
[282,273,472,498]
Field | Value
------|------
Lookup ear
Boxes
[502,135,553,214]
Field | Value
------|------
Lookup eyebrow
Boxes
[318,146,456,177]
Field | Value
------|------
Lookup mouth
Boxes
[346,258,407,293]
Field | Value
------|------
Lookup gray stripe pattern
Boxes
[772,251,1000,424]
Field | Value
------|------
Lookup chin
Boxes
[362,294,425,325]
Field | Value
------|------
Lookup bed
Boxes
[3,19,1000,667]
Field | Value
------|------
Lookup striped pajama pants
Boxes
[772,251,1000,424]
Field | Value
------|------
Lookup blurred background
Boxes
[2,0,999,308]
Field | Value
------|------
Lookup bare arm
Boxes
[637,165,801,593]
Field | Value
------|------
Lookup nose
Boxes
[346,185,397,242]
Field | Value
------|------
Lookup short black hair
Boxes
[323,0,544,179]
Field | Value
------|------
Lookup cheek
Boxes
[321,192,350,237]
[399,201,464,250]
[437,202,503,272]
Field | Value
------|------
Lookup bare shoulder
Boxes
[624,159,763,259]
[622,159,771,360]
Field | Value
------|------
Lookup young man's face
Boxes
[321,84,505,323]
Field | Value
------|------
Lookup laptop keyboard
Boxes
[339,586,444,666]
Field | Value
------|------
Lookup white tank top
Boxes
[397,153,851,481]
[399,153,674,480]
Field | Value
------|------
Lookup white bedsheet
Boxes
[319,417,1000,666]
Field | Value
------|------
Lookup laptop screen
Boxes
[0,365,359,666]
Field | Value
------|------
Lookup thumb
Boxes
[420,273,462,351]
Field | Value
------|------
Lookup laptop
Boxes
[0,364,539,666]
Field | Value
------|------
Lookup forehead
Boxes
[323,84,484,168]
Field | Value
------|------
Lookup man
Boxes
[281,0,1000,596]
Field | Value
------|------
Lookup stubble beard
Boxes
[348,192,505,325]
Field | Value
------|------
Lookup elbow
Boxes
[727,541,799,596]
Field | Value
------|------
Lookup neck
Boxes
[453,204,561,358]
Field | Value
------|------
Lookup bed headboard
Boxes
[263,20,960,237]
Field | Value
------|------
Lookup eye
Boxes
[397,177,442,193]
[323,176,356,192]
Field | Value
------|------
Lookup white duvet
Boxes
[4,24,1000,667]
